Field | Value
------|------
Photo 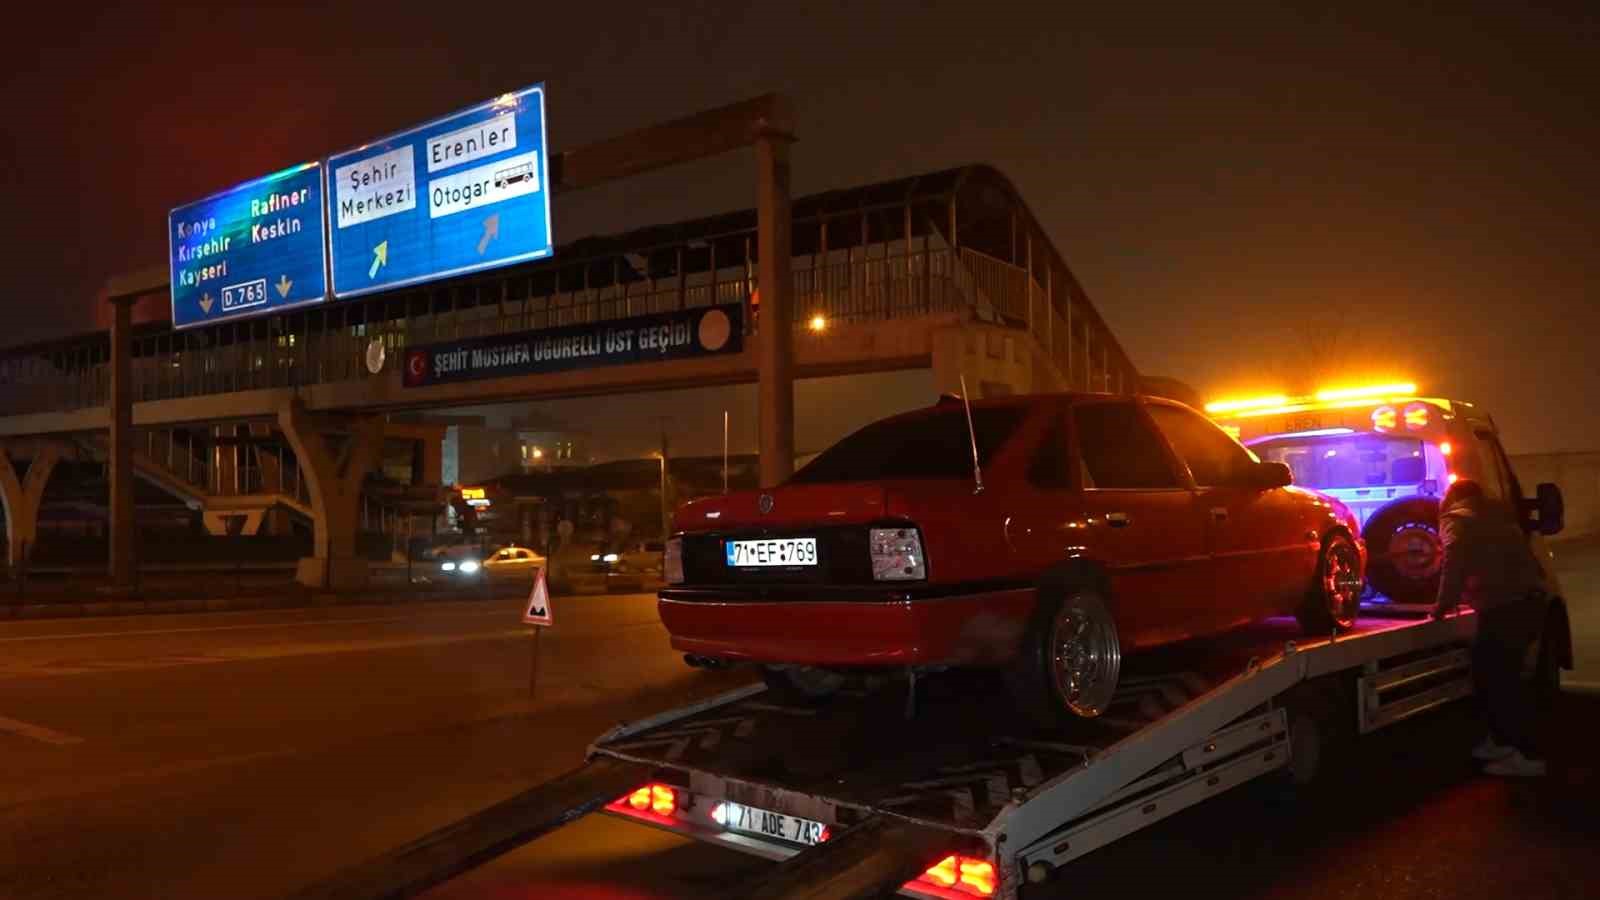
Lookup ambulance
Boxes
[1207,383,1565,605]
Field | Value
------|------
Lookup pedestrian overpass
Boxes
[0,165,1138,585]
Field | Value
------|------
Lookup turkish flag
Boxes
[405,350,429,385]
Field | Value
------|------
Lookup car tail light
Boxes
[618,783,678,816]
[664,537,684,584]
[869,527,926,581]
[909,855,996,897]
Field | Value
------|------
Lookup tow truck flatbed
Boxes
[294,611,1479,900]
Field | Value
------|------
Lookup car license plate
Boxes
[722,802,827,846]
[725,537,818,568]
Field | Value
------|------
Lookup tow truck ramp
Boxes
[293,613,1475,900]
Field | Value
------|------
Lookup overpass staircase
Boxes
[77,426,315,536]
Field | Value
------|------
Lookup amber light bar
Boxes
[1206,382,1420,416]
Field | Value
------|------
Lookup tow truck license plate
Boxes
[722,802,827,846]
[725,538,818,568]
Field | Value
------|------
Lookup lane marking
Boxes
[0,608,514,644]
[0,714,84,746]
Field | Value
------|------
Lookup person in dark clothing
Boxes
[1432,478,1549,777]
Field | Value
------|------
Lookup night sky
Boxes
[2,2,1595,453]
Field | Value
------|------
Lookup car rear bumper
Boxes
[658,586,1037,666]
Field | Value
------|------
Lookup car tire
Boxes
[1297,531,1363,635]
[1362,499,1442,604]
[761,665,846,705]
[1006,584,1122,727]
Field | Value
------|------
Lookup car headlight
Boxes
[664,537,684,584]
[590,554,601,561]
[603,553,620,563]
[440,561,457,572]
[869,527,926,581]
[458,560,481,574]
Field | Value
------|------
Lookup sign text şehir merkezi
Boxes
[402,304,744,388]
[326,84,553,299]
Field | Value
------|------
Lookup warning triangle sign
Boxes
[522,567,553,627]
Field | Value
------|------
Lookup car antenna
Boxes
[722,410,730,494]
[958,374,984,495]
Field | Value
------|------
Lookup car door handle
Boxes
[1210,506,1229,523]
[1107,512,1132,528]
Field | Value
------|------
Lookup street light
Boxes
[808,313,827,333]
[653,451,669,540]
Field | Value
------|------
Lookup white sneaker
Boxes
[1483,751,1547,778]
[1472,735,1515,762]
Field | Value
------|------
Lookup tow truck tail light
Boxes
[909,855,997,897]
[615,783,678,817]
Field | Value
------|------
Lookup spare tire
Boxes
[1362,498,1442,604]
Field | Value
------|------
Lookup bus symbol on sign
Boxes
[494,162,535,189]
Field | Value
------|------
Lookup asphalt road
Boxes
[0,592,747,900]
[1,539,1595,900]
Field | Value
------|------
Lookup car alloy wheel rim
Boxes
[1323,539,1363,620]
[1387,521,1442,580]
[1049,594,1121,717]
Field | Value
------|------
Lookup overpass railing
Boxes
[0,246,1126,419]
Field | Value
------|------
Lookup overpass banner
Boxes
[401,304,743,388]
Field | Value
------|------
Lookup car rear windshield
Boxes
[789,406,1027,484]
[1252,434,1427,488]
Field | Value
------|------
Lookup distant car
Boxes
[618,541,666,579]
[658,393,1365,723]
[546,542,610,593]
[439,545,545,580]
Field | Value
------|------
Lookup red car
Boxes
[659,394,1365,721]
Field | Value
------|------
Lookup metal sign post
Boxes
[522,567,554,695]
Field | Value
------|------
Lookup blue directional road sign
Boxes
[168,162,329,330]
[326,84,553,299]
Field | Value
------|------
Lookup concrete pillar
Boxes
[213,425,243,495]
[278,399,383,590]
[755,129,796,487]
[417,434,443,487]
[251,424,282,495]
[109,296,136,587]
[0,443,63,568]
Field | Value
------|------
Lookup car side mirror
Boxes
[1530,482,1565,536]
[1249,461,1294,489]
